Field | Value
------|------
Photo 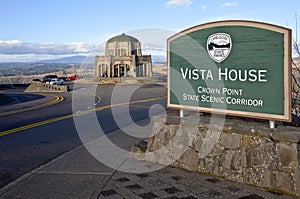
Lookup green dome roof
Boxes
[107,33,139,43]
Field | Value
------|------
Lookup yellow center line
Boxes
[0,94,64,117]
[0,96,166,137]
[128,105,161,109]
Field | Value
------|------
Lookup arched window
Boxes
[118,49,127,56]
[108,49,114,56]
[101,64,108,77]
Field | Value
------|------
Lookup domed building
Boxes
[94,33,152,78]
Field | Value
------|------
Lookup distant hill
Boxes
[36,55,166,64]
[36,55,88,64]
[152,55,166,63]
[0,54,166,65]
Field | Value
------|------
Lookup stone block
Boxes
[245,148,263,168]
[258,138,277,169]
[192,134,204,151]
[220,133,241,149]
[241,135,259,147]
[276,142,298,169]
[146,136,155,151]
[198,159,206,173]
[130,145,145,160]
[240,148,247,168]
[271,128,300,143]
[204,158,216,174]
[181,115,200,127]
[158,152,175,166]
[293,168,300,196]
[148,137,162,152]
[230,170,244,182]
[155,125,169,141]
[168,142,188,162]
[221,150,235,170]
[198,137,218,159]
[151,122,166,137]
[186,127,199,147]
[243,168,262,186]
[210,143,224,157]
[231,150,242,171]
[179,148,199,171]
[274,171,296,193]
[144,151,160,164]
[166,124,178,141]
[261,169,274,188]
[172,127,189,147]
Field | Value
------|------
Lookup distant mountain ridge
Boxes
[0,55,166,64]
[35,55,87,64]
[35,55,166,64]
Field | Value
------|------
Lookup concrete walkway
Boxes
[0,127,296,199]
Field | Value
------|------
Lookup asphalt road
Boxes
[0,84,166,188]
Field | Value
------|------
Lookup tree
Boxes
[292,44,300,107]
[292,13,300,125]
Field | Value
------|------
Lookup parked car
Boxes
[46,78,64,85]
[40,75,58,82]
[66,75,80,81]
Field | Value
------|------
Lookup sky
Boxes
[0,0,300,62]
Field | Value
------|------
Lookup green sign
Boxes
[168,20,291,121]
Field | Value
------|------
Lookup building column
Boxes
[107,65,111,78]
[124,65,127,77]
[143,64,146,77]
[147,64,152,77]
[100,65,103,77]
[97,64,100,77]
[118,65,120,77]
[145,64,148,76]
[95,64,98,77]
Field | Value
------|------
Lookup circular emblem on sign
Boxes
[207,33,232,63]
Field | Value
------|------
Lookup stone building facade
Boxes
[94,33,152,78]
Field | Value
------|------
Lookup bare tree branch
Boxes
[291,13,300,111]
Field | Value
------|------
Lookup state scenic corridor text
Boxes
[182,86,264,107]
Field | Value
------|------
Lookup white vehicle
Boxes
[46,78,64,85]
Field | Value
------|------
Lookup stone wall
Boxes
[131,111,300,197]
[25,81,69,92]
[98,76,166,85]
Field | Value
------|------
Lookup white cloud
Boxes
[221,2,238,7]
[165,0,193,8]
[0,40,23,45]
[0,40,98,55]
[201,5,206,10]
[0,54,75,62]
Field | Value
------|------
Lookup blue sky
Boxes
[0,0,299,62]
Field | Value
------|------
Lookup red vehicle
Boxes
[66,75,80,81]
